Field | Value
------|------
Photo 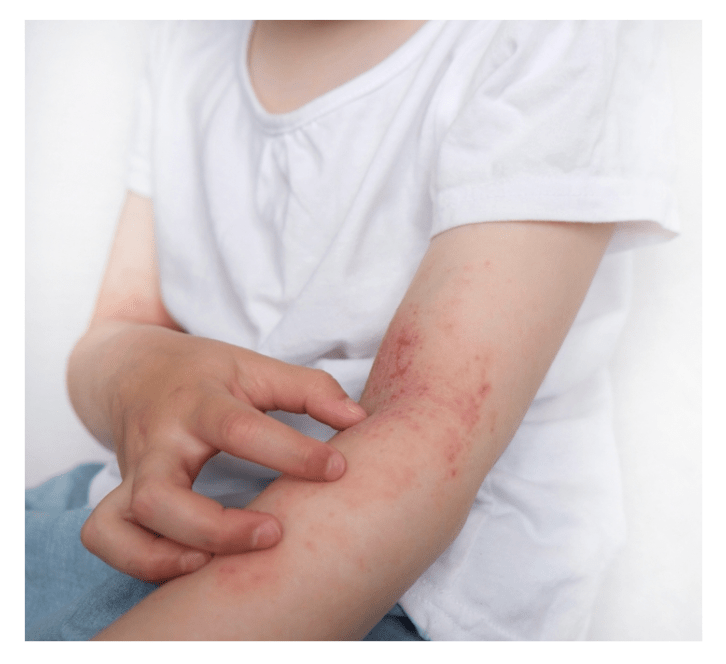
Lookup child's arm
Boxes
[68,192,366,582]
[93,218,614,640]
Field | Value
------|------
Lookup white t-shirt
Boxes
[88,20,679,640]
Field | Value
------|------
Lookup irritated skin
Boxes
[93,220,613,640]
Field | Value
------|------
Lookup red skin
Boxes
[362,299,493,480]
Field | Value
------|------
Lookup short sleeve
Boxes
[431,21,680,252]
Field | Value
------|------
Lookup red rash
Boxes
[365,307,423,401]
[213,557,281,596]
[363,303,493,478]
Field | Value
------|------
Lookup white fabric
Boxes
[89,20,679,640]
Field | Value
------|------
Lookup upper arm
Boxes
[91,191,182,330]
[93,219,614,640]
[360,220,614,498]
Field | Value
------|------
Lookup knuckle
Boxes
[80,495,119,553]
[129,481,164,524]
[144,385,202,434]
[308,368,338,394]
[79,514,99,552]
[166,383,200,409]
[220,408,260,445]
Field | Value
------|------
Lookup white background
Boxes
[25,21,702,640]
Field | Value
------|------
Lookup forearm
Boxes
[92,301,537,640]
[66,191,186,451]
[93,396,499,641]
[92,221,613,640]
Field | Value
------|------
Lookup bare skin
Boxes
[71,21,433,582]
[68,21,616,639]
[91,218,614,639]
[69,193,367,582]
[247,20,428,114]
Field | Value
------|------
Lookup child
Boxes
[25,20,679,640]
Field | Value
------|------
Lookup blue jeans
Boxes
[25,464,425,641]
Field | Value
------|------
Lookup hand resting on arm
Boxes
[67,192,367,582]
[92,217,615,640]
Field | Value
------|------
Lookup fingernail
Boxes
[253,521,281,549]
[343,398,367,418]
[325,452,346,480]
[181,551,209,573]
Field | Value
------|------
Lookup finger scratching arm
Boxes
[93,220,614,640]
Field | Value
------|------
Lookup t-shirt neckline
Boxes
[237,20,444,133]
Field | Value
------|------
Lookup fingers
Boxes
[298,369,368,429]
[82,476,282,583]
[81,485,210,583]
[192,390,348,481]
[235,358,368,431]
[131,457,281,553]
